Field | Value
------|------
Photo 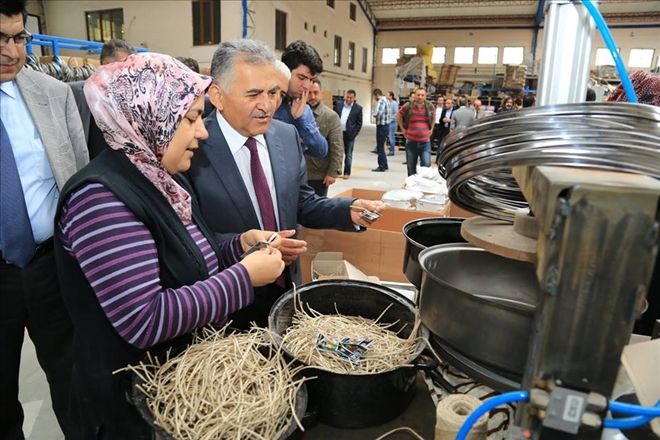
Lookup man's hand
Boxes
[291,90,308,119]
[323,175,336,186]
[239,229,282,252]
[277,229,308,265]
[403,129,408,140]
[350,199,386,228]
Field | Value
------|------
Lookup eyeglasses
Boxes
[0,31,33,47]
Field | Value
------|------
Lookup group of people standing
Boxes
[2,1,385,438]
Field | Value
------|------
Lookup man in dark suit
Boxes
[334,89,362,178]
[188,39,382,328]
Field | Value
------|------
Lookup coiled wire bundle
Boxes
[438,102,660,221]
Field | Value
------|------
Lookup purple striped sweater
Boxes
[57,182,253,349]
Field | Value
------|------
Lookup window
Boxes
[502,47,524,65]
[382,47,400,64]
[313,25,317,33]
[275,9,287,51]
[432,47,446,64]
[304,22,308,31]
[478,47,498,64]
[595,47,616,66]
[350,3,357,21]
[334,35,342,67]
[404,47,417,55]
[327,0,335,8]
[628,48,654,68]
[324,30,327,38]
[348,41,355,70]
[86,8,123,42]
[454,47,474,64]
[192,0,220,46]
[362,47,368,73]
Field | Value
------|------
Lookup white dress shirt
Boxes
[340,103,352,131]
[215,111,281,229]
[0,81,58,245]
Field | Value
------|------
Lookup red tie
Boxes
[245,137,285,287]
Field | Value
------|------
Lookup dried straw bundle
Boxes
[125,327,305,440]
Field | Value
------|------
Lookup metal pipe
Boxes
[536,1,595,106]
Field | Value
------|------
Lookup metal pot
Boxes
[268,280,432,429]
[402,217,466,290]
[418,243,540,376]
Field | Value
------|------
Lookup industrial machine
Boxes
[421,1,660,438]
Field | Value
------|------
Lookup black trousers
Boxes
[0,249,75,440]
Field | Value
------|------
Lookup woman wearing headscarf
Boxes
[54,53,285,439]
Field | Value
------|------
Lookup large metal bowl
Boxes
[418,243,541,375]
[402,217,466,290]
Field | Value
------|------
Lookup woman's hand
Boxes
[240,247,285,287]
[240,229,282,252]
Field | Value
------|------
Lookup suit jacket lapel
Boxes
[16,69,68,188]
[264,124,289,230]
[205,117,259,228]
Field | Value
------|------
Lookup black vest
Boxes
[54,149,222,439]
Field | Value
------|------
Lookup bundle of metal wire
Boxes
[438,102,660,221]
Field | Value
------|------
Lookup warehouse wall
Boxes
[43,0,376,118]
[374,26,660,96]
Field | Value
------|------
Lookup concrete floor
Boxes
[18,123,415,439]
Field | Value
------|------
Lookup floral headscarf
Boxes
[84,52,212,225]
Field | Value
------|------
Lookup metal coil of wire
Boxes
[438,102,660,221]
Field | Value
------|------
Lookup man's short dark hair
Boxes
[388,91,395,99]
[373,88,383,97]
[100,39,135,64]
[346,89,356,96]
[586,88,596,101]
[522,94,536,107]
[281,40,323,76]
[176,56,200,73]
[312,78,322,88]
[0,0,27,23]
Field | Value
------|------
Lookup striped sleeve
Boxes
[57,182,254,350]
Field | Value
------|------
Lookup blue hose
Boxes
[455,390,529,440]
[581,0,638,103]
[604,414,654,430]
[609,400,660,417]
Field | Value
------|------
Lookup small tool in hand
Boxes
[350,204,381,224]
[240,232,278,259]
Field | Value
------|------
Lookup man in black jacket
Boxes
[334,89,363,178]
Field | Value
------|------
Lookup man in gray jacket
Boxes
[1,1,88,437]
[451,96,475,132]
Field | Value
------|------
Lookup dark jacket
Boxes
[54,149,220,440]
[69,81,110,159]
[334,100,363,140]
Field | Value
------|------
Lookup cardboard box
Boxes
[311,252,379,282]
[299,188,473,283]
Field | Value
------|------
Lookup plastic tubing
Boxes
[604,414,654,430]
[581,0,638,103]
[609,400,660,417]
[455,390,529,440]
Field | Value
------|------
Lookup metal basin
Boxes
[418,243,540,375]
[402,217,466,290]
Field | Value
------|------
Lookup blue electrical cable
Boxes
[604,414,654,430]
[581,0,638,103]
[455,390,529,440]
[609,400,660,417]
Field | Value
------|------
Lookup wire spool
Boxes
[435,394,487,440]
[438,102,660,221]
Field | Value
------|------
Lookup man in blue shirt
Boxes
[0,1,88,438]
[274,40,328,158]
